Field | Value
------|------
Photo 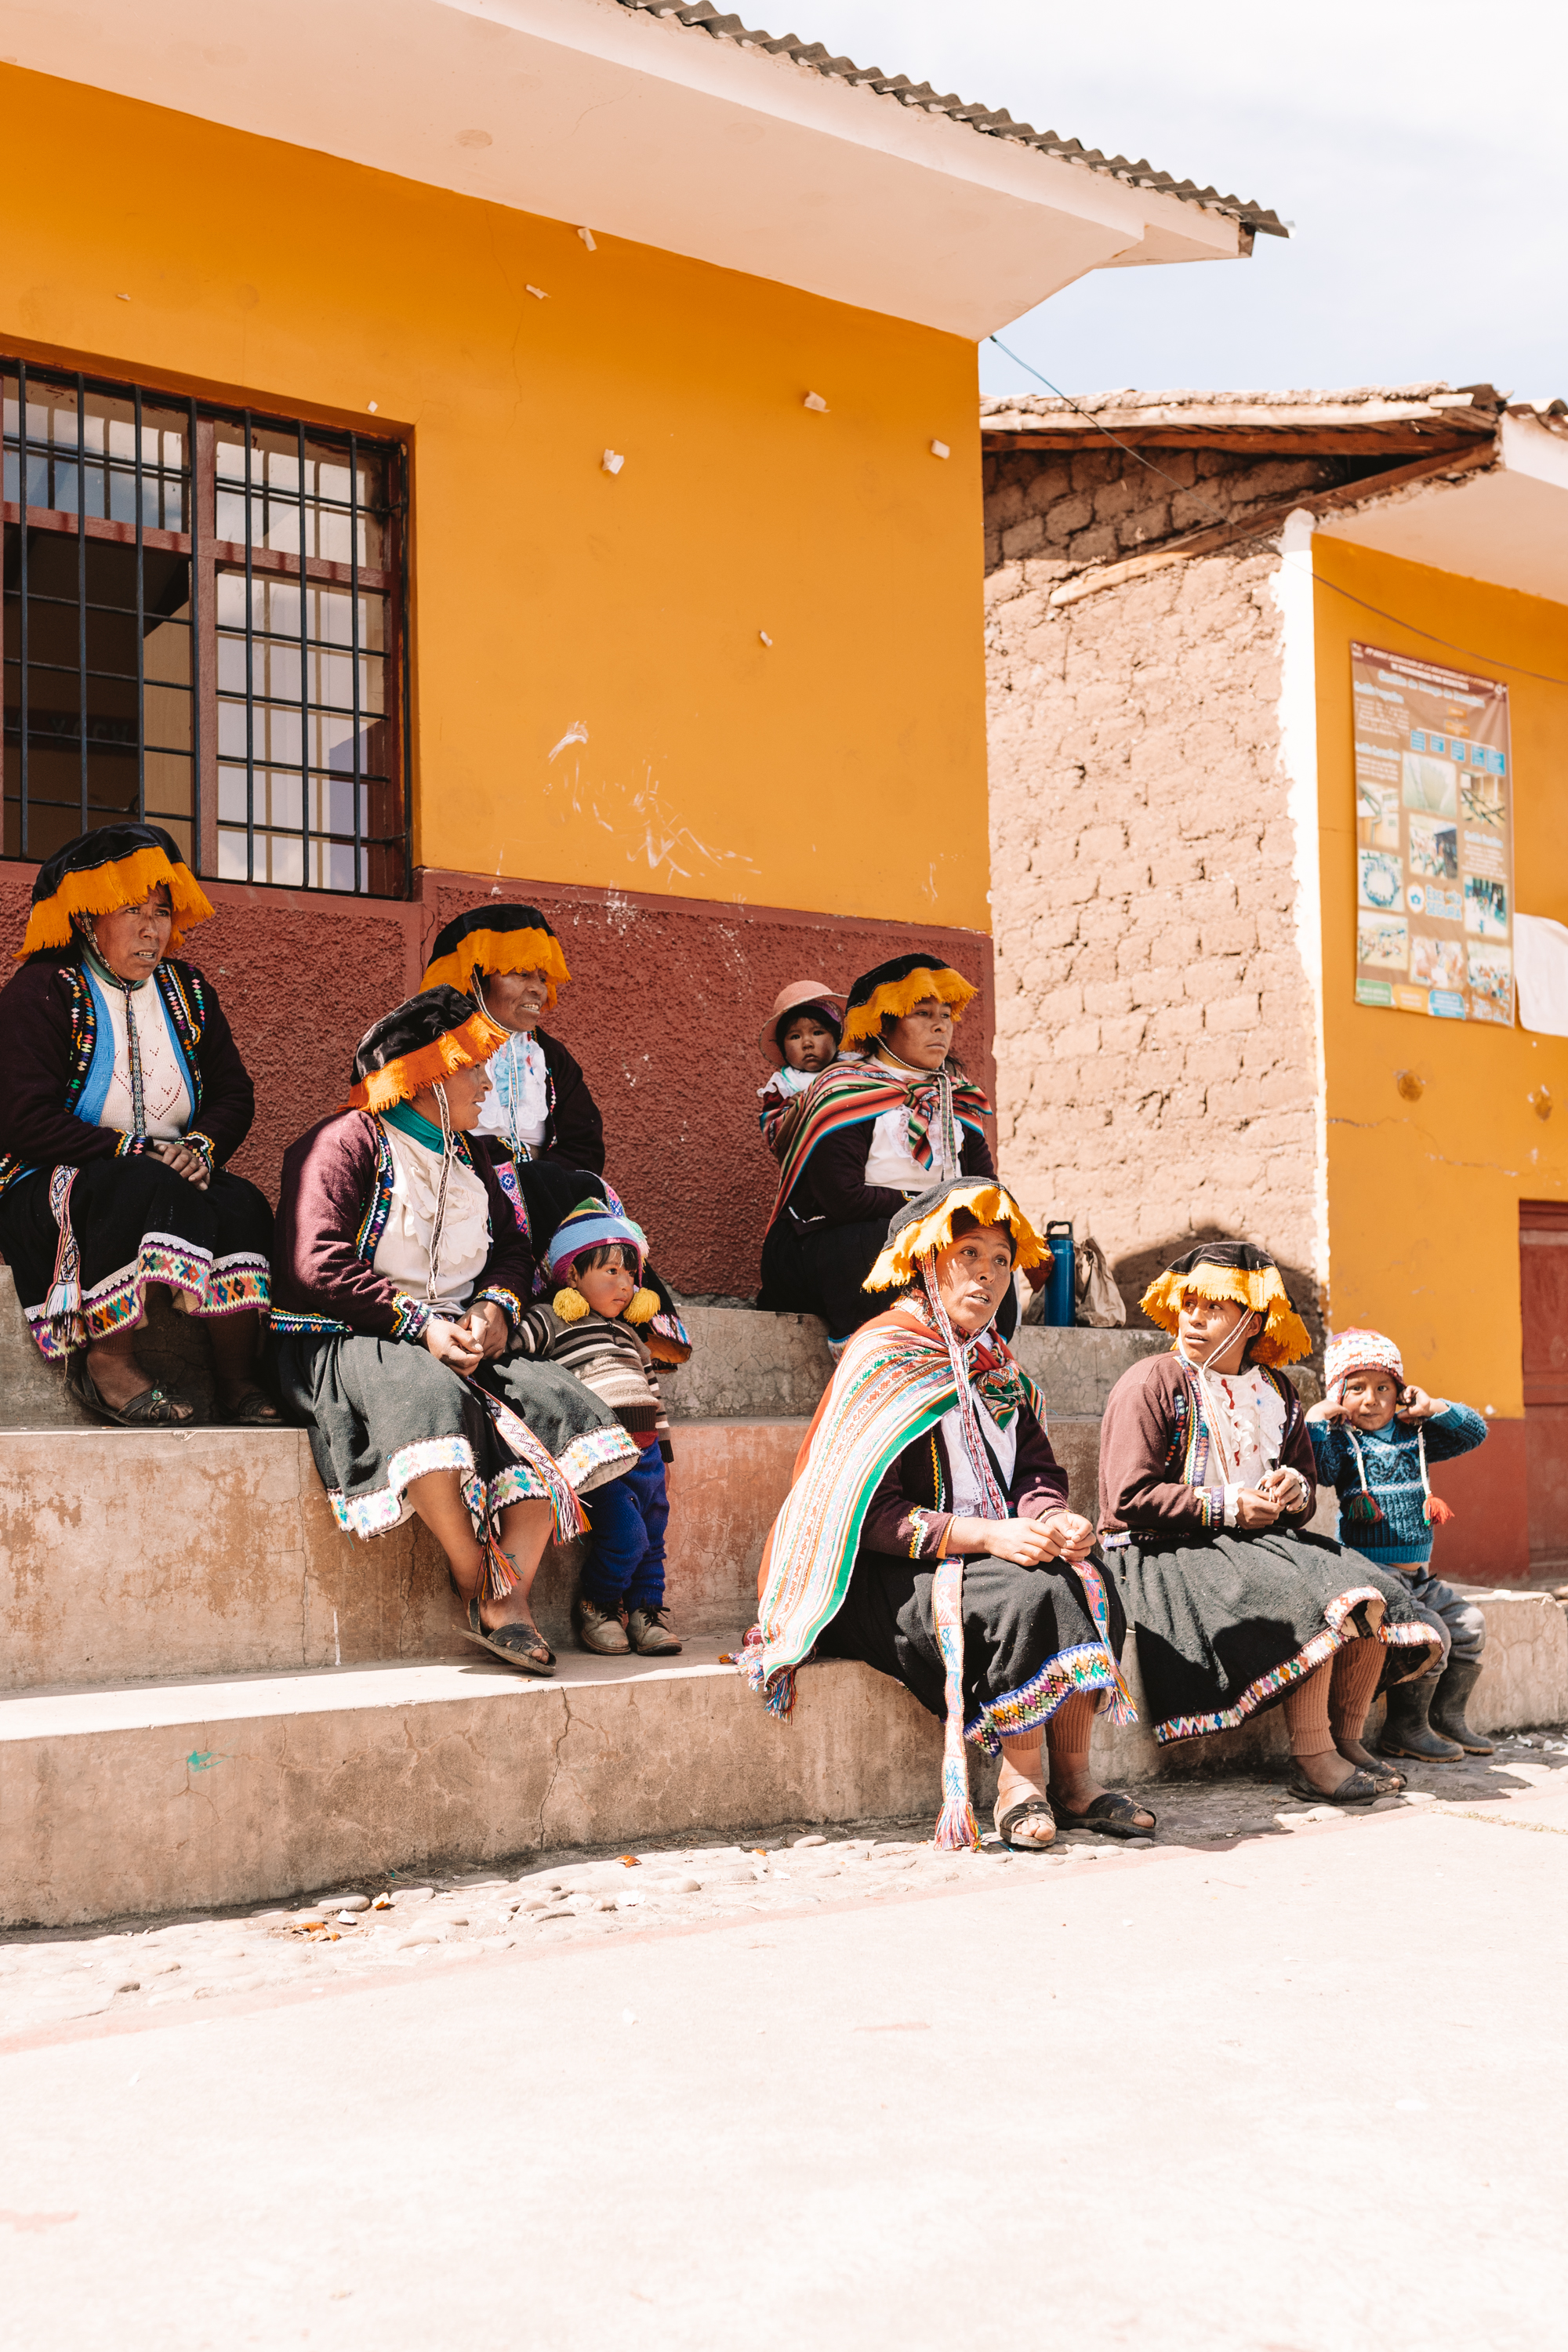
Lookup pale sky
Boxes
[787,0,1568,404]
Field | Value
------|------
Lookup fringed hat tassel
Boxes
[623,1287,661,1326]
[1418,1425,1455,1526]
[1342,1429,1387,1525]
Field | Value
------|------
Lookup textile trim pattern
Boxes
[19,841,214,959]
[866,1181,1047,1290]
[1152,1586,1443,1744]
[841,964,977,1050]
[389,1295,434,1342]
[964,1641,1122,1753]
[24,1236,270,1361]
[553,1420,643,1497]
[343,1007,510,1113]
[1140,1259,1311,1368]
[764,1062,992,1232]
[330,1436,483,1539]
[270,1308,351,1336]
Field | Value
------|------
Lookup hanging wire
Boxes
[987,335,1568,690]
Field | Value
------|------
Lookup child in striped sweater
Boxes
[1307,1327,1489,1764]
[510,1198,681,1658]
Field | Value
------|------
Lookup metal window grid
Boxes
[2,357,409,898]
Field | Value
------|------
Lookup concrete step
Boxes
[4,1588,1562,1930]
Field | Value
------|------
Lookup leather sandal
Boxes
[67,1355,195,1428]
[461,1596,555,1675]
[1053,1790,1157,1841]
[994,1795,1056,1852]
[221,1386,283,1425]
[1285,1763,1381,1806]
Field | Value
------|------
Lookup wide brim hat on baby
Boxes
[1324,1327,1404,1402]
[1139,1241,1312,1368]
[545,1196,661,1329]
[757,979,847,1069]
[343,985,510,1112]
[840,950,978,1052]
[18,821,214,960]
[420,902,572,1011]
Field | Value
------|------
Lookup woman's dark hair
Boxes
[775,1003,842,1054]
[948,1205,1018,1262]
[570,1242,640,1279]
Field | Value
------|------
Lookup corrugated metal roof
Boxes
[614,0,1288,239]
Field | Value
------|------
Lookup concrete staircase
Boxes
[3,1276,1565,1929]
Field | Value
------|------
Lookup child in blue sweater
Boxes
[1308,1327,1490,1766]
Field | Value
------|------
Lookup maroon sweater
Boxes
[1098,1352,1318,1538]
[862,1401,1069,1559]
[270,1109,537,1343]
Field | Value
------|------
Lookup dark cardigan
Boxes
[862,1400,1069,1559]
[270,1108,537,1343]
[0,950,255,1196]
[532,1029,605,1174]
[1098,1352,1318,1538]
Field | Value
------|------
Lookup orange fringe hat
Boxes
[421,902,571,1011]
[343,986,510,1113]
[17,822,213,960]
[840,951,977,1051]
[1139,1243,1312,1368]
[865,1178,1048,1291]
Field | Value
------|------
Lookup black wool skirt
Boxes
[1112,1528,1443,1744]
[756,1210,818,1316]
[274,1331,639,1541]
[815,1550,1128,1753]
[0,1156,271,1363]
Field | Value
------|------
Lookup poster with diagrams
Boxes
[1352,641,1514,1024]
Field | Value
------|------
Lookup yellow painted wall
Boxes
[1314,537,1568,1410]
[1,64,988,929]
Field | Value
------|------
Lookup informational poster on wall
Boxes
[1352,641,1513,1024]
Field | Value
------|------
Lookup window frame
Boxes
[2,354,412,899]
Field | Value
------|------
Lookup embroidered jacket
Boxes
[270,1109,536,1343]
[0,950,255,1197]
[1098,1352,1319,1538]
[859,1400,1067,1559]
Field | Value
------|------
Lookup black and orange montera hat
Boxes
[17,821,214,959]
[421,903,571,1011]
[343,985,510,1114]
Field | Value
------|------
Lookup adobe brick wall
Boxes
[984,443,1329,1338]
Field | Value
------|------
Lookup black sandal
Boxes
[461,1597,555,1676]
[994,1795,1057,1853]
[1285,1765,1380,1806]
[1053,1791,1157,1841]
[221,1386,283,1425]
[67,1356,195,1429]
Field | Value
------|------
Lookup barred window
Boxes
[2,358,408,896]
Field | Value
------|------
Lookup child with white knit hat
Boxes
[1308,1328,1490,1765]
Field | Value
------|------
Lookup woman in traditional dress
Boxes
[270,986,641,1674]
[1100,1243,1443,1802]
[746,1178,1155,1849]
[421,902,603,1174]
[0,822,274,1427]
[765,951,1018,1351]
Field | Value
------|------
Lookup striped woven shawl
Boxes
[765,1062,992,1231]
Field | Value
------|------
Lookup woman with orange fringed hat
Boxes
[270,987,641,1674]
[1098,1243,1443,1806]
[0,822,275,1427]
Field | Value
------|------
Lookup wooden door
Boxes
[1521,1200,1568,1573]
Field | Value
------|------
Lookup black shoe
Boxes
[1378,1674,1465,1762]
[1429,1655,1495,1755]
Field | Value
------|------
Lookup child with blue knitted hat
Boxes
[1308,1328,1490,1764]
[508,1197,681,1657]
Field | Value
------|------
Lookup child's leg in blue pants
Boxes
[580,1449,669,1610]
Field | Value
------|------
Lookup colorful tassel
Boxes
[481,1529,518,1601]
[1418,1427,1455,1525]
[1344,1490,1385,1524]
[551,1287,590,1320]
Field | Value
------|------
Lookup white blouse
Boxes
[863,1049,960,1192]
[1196,1364,1290,1526]
[89,973,193,1139]
[475,1029,550,1154]
[372,1121,492,1314]
[939,1396,1018,1518]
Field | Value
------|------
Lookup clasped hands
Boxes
[149,1138,210,1191]
[1232,1465,1308,1528]
[424,1299,510,1372]
[949,1508,1097,1566]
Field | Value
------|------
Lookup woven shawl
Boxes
[764,1062,991,1232]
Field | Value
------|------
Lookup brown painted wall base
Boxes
[0,864,993,1298]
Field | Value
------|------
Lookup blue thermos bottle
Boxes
[1043,1221,1075,1328]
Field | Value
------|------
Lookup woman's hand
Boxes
[952,1511,1095,1566]
[424,1316,485,1374]
[1258,1465,1308,1515]
[1233,1487,1281,1528]
[151,1138,210,1191]
[456,1300,510,1361]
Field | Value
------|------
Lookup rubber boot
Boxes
[1429,1655,1494,1755]
[1377,1674,1465,1762]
